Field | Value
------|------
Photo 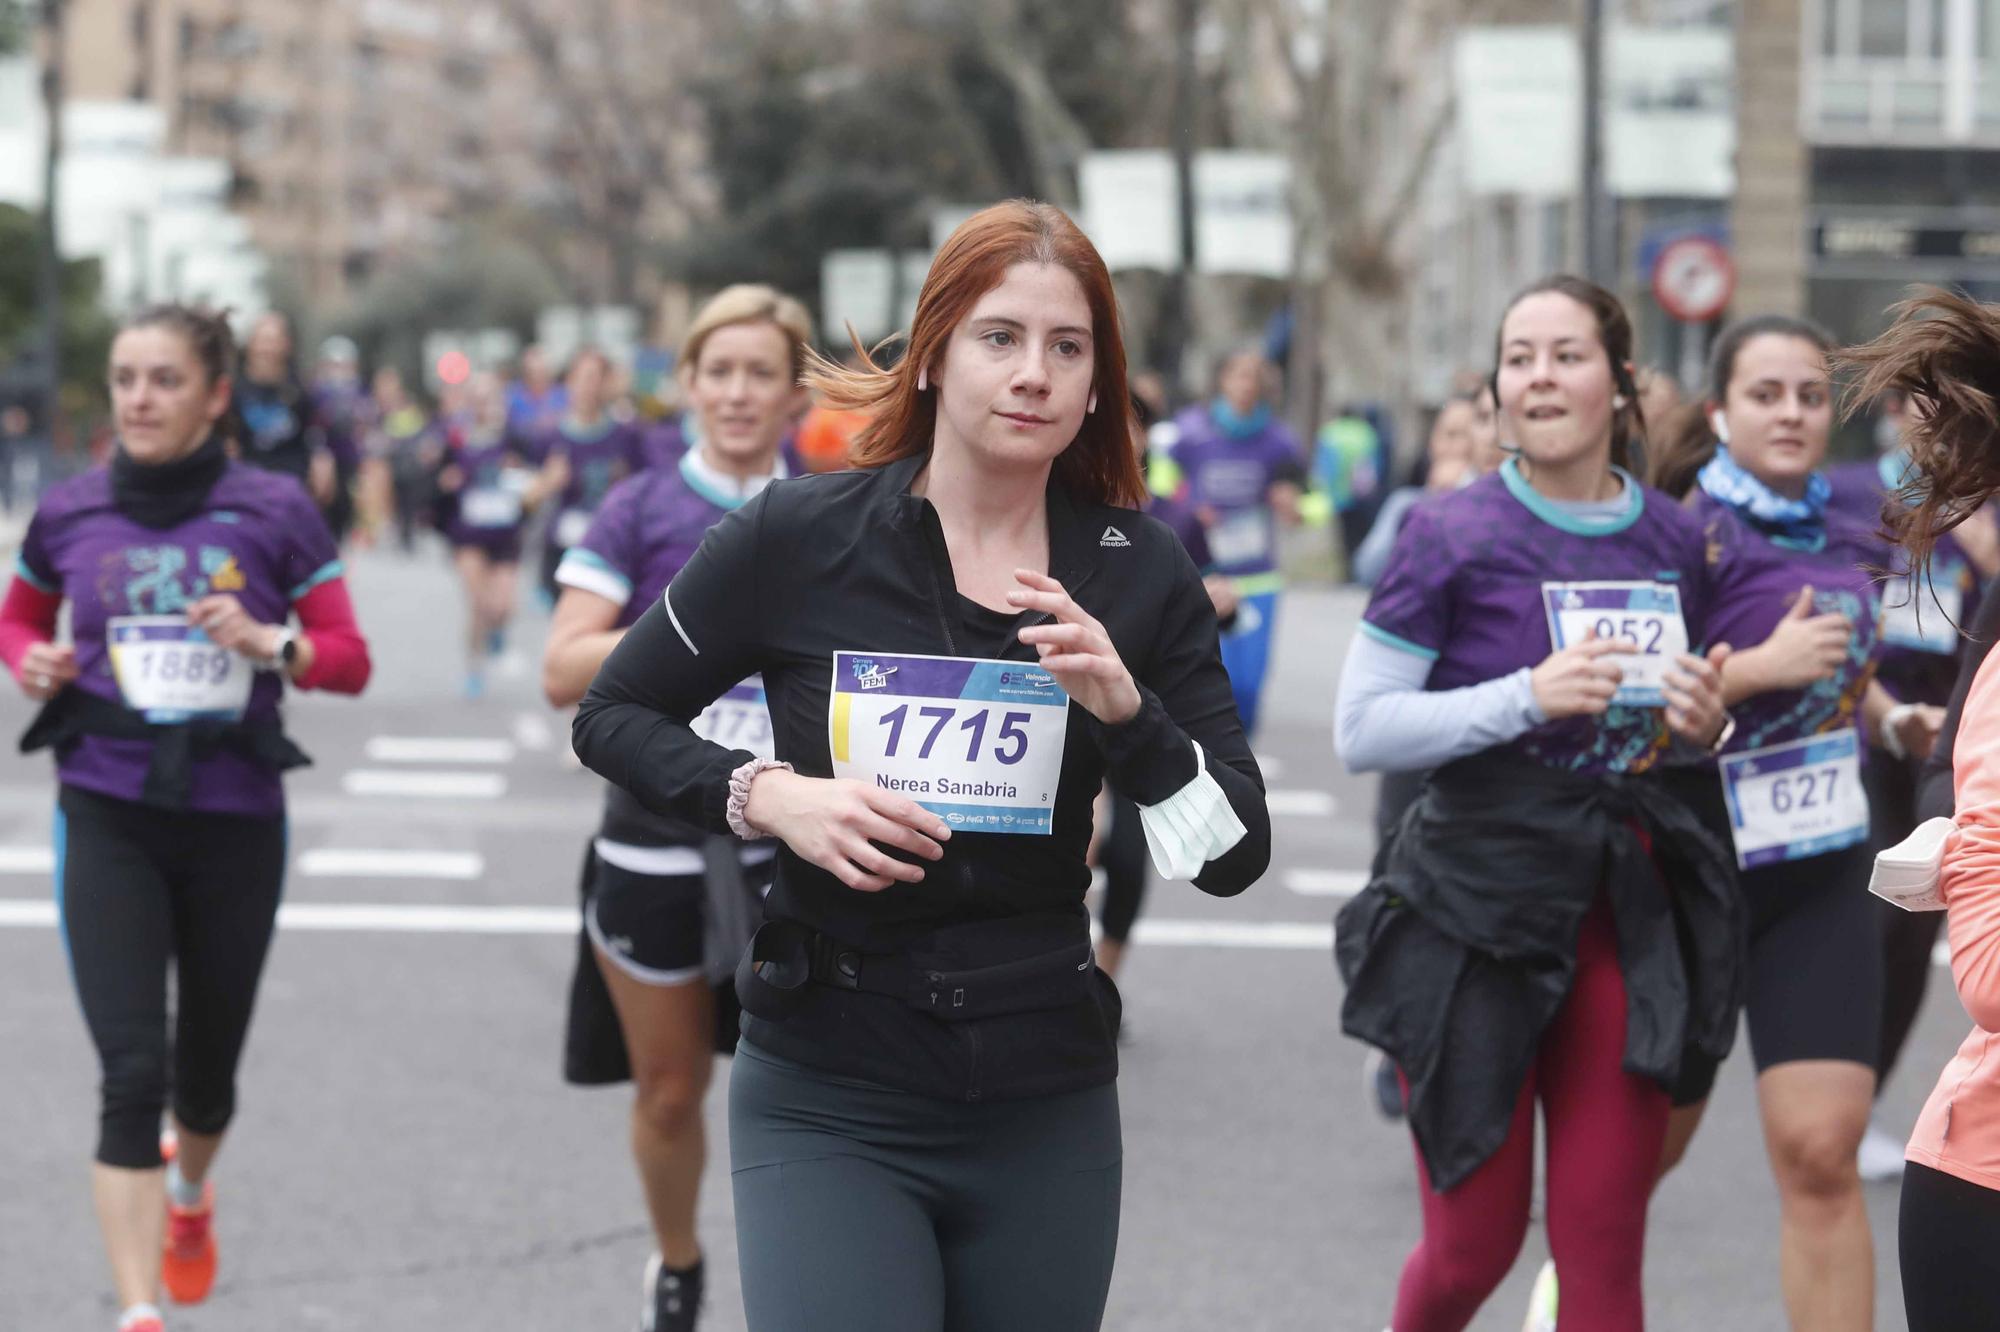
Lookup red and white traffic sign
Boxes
[1652,236,1737,324]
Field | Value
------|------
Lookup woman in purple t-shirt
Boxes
[0,305,371,1332]
[1335,277,1737,1332]
[433,371,558,699]
[541,286,810,1332]
[1647,315,1941,1329]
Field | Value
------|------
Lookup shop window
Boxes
[1861,0,1909,58]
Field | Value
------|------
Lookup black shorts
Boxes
[585,842,774,986]
[1740,841,1882,1072]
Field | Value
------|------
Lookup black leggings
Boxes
[57,785,287,1169]
[1097,792,1147,944]
[730,1042,1122,1332]
[1901,1161,2000,1331]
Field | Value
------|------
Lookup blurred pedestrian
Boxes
[1169,348,1306,735]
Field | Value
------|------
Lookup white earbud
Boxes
[1708,409,1731,444]
[916,368,928,392]
[1087,392,1098,414]
[1612,394,1629,410]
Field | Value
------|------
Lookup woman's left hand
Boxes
[1009,569,1142,725]
[1663,644,1732,747]
[188,594,282,662]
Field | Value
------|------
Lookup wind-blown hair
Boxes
[1842,287,2000,568]
[803,199,1145,508]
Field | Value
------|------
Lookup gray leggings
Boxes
[729,1041,1123,1332]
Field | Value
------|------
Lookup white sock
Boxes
[118,1303,163,1329]
[165,1159,204,1209]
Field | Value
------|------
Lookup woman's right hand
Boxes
[1530,636,1633,720]
[743,769,953,892]
[17,641,78,702]
[1751,586,1851,690]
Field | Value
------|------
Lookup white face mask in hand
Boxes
[1135,742,1249,881]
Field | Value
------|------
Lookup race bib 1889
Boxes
[1719,729,1869,869]
[829,651,1070,835]
[691,678,774,760]
[1541,581,1689,708]
[106,616,253,723]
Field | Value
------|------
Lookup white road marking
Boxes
[0,845,54,874]
[512,711,555,752]
[1266,790,1338,817]
[1131,919,1334,949]
[296,849,485,880]
[364,737,516,765]
[0,899,1962,966]
[1285,868,1367,897]
[341,770,508,799]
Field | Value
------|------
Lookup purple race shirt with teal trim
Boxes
[556,460,731,628]
[1169,407,1304,577]
[1826,455,1978,706]
[532,419,646,549]
[16,462,341,816]
[442,430,533,554]
[1361,464,1713,775]
[556,458,762,849]
[1691,491,1883,752]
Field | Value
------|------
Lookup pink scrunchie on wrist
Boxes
[726,757,793,840]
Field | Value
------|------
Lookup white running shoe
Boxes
[1520,1258,1557,1332]
[1858,1123,1907,1182]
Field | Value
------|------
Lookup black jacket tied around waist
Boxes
[1336,750,1746,1191]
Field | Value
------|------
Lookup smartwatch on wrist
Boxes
[264,626,299,672]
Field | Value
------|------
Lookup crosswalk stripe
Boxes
[1285,868,1366,897]
[1266,790,1337,817]
[0,898,1961,963]
[296,849,485,880]
[341,770,508,799]
[0,846,54,874]
[363,737,517,765]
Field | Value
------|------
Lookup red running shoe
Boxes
[161,1181,217,1304]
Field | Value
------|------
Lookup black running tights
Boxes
[57,785,287,1169]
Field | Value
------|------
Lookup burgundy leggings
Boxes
[1391,900,1670,1332]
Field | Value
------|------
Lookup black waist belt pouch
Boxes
[737,914,1094,1023]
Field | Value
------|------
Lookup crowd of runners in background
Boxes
[14,195,2000,1332]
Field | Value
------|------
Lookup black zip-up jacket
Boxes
[573,453,1270,1100]
[1337,749,1745,1191]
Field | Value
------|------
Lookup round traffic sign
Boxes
[1652,236,1736,324]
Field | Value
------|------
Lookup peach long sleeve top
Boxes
[1910,644,2000,1189]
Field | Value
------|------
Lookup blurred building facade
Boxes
[62,0,546,304]
[1796,0,2000,343]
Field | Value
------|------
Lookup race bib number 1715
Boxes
[829,651,1070,835]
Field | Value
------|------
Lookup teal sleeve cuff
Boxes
[1358,620,1440,662]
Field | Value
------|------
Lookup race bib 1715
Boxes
[106,616,253,723]
[1541,581,1690,708]
[829,651,1070,835]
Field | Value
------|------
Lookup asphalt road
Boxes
[0,536,1969,1331]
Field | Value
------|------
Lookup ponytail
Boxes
[1841,287,2000,569]
[1650,402,1719,498]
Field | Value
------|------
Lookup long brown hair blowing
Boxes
[1649,314,1835,499]
[1842,287,2000,569]
[803,200,1146,508]
[1492,275,1648,475]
